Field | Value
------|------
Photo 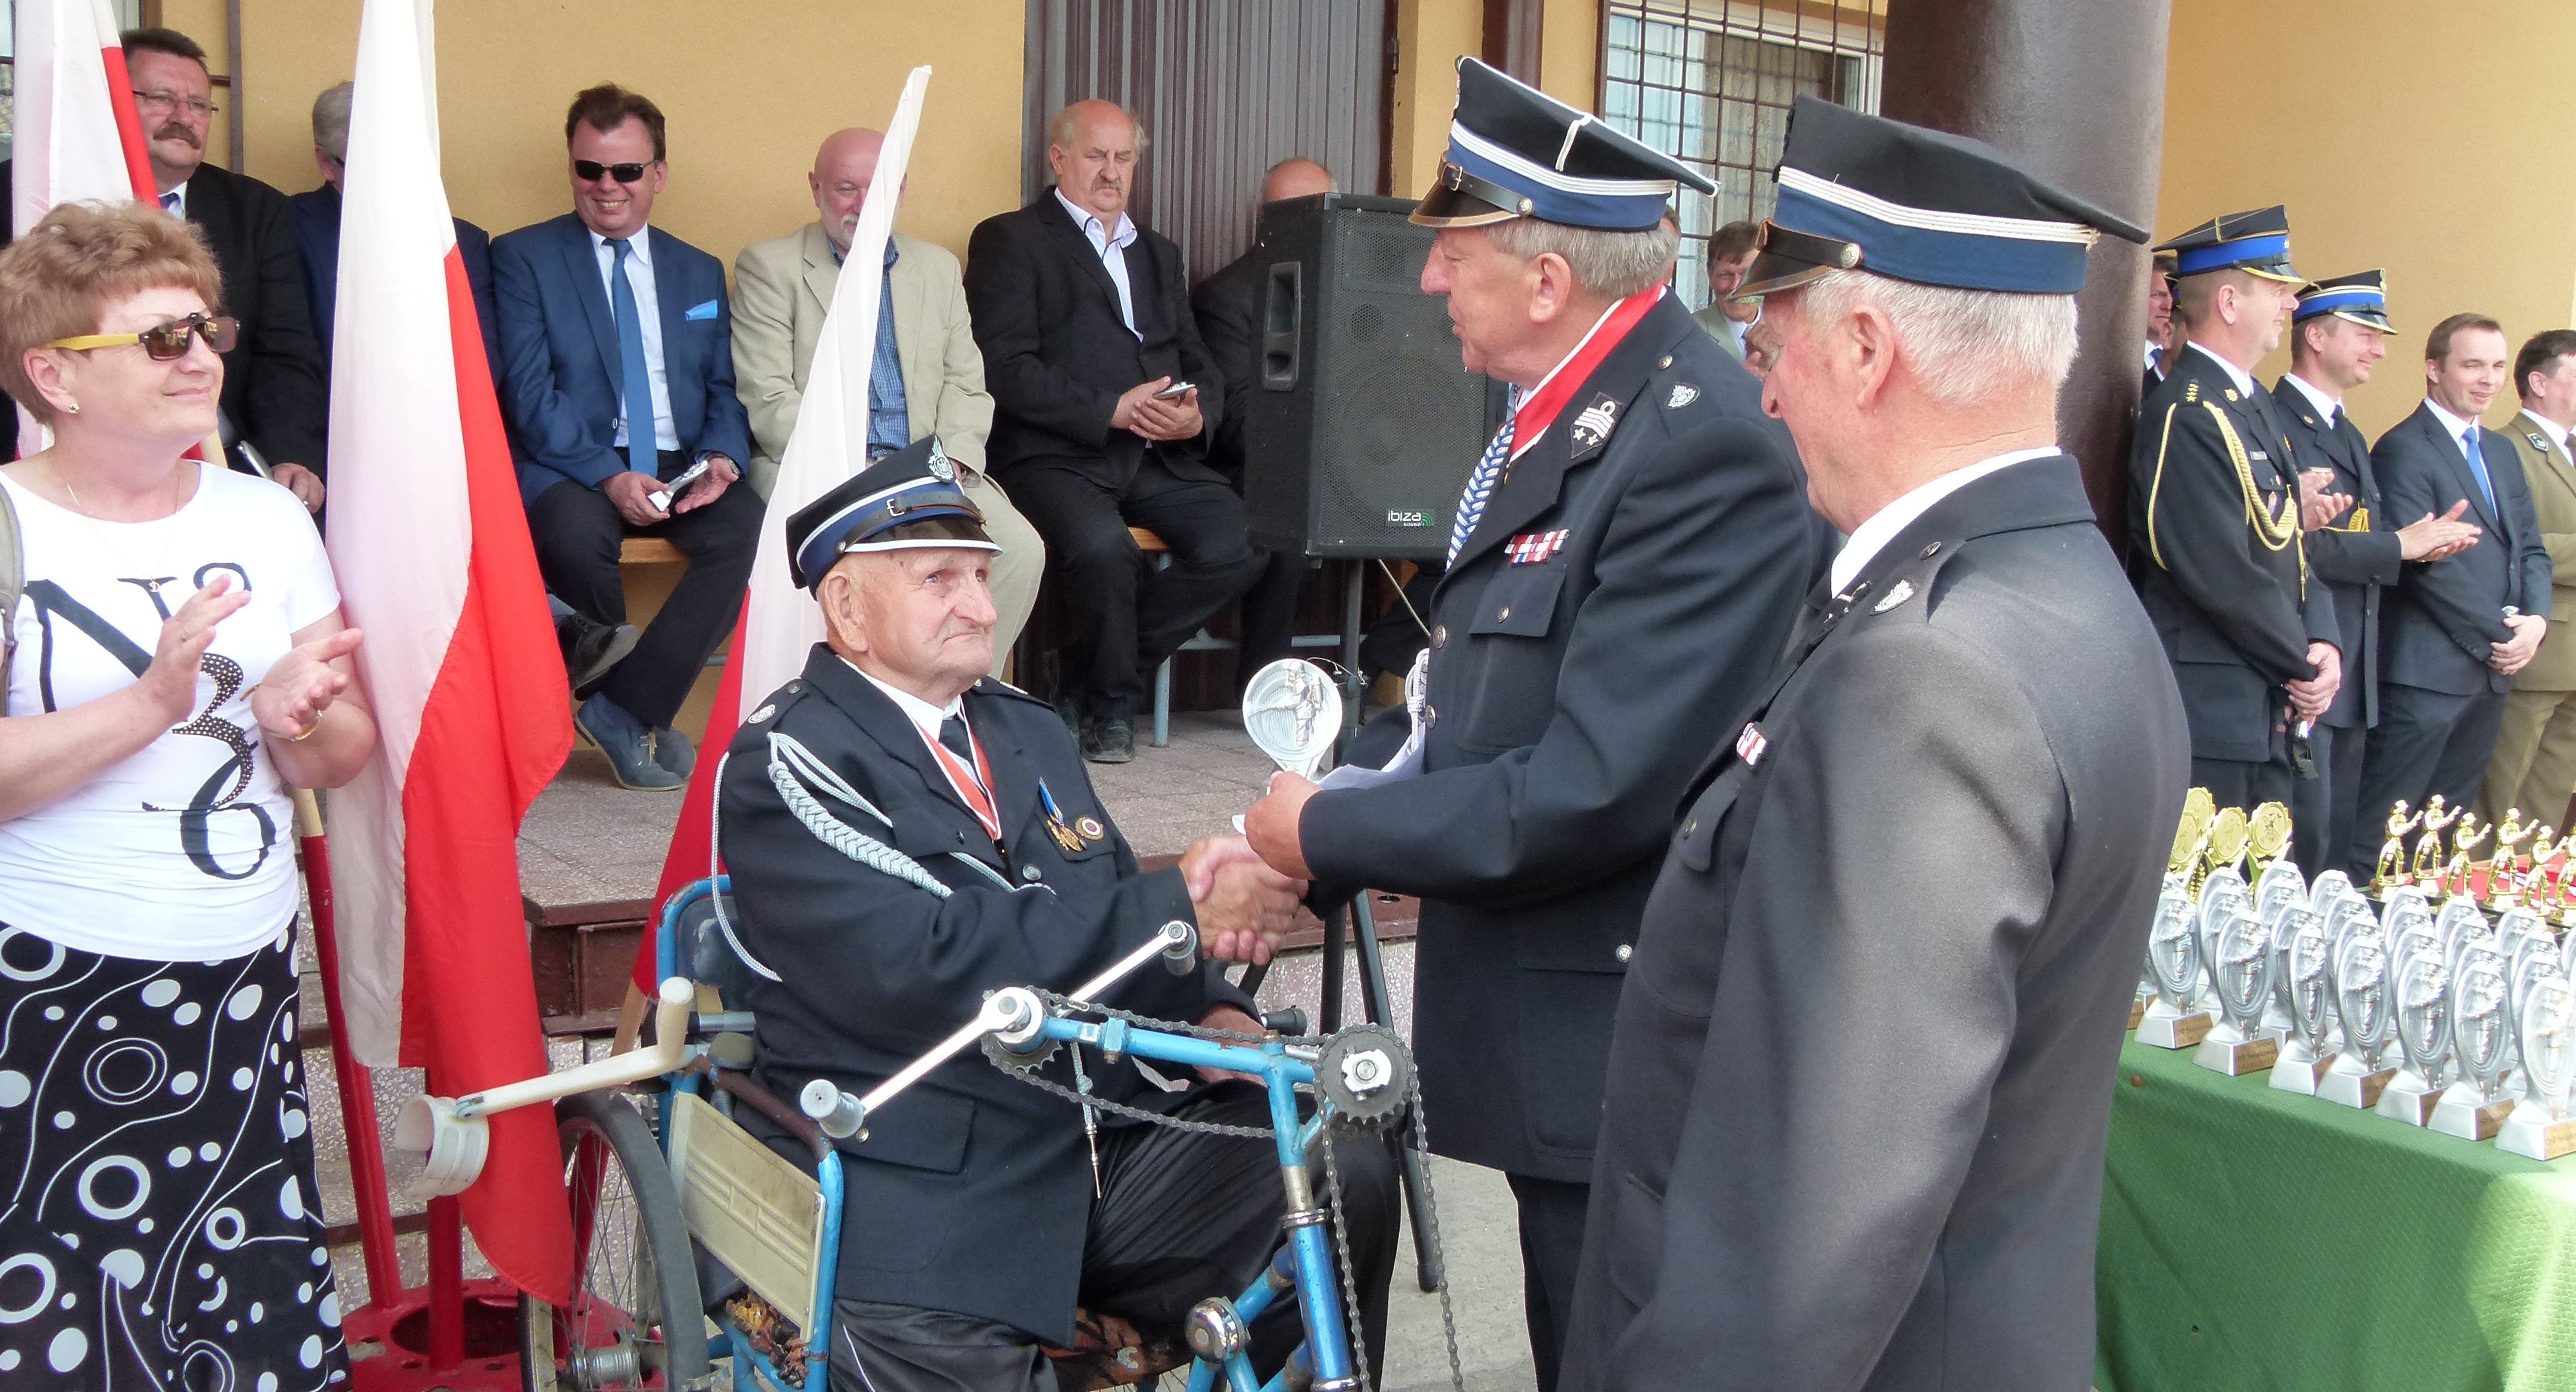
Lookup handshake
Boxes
[1181,772,1328,964]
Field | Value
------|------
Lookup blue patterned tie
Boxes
[2463,426,2497,515]
[609,238,656,479]
[1448,404,1518,566]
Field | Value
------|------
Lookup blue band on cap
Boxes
[2174,232,2290,276]
[2295,288,2386,321]
[1769,183,2089,294]
[795,488,980,587]
[1443,137,1671,230]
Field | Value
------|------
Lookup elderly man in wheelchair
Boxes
[708,439,1399,1391]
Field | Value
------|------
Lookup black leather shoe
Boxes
[1080,717,1135,764]
[558,612,639,696]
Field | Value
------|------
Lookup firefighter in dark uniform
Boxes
[2129,205,2343,813]
[1239,57,1829,1390]
[2275,271,2483,874]
[717,439,1396,1392]
[1558,94,2187,1392]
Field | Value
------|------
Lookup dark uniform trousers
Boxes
[528,454,762,729]
[2128,352,2336,817]
[1561,459,2189,1392]
[2349,402,2554,867]
[2275,378,2404,877]
[1298,294,1828,1392]
[721,651,1394,1392]
[1006,449,1266,720]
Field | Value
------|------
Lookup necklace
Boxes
[53,459,196,603]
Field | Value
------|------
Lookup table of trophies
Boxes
[2095,793,2576,1392]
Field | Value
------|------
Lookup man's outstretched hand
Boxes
[1243,771,1320,880]
[1182,834,1304,963]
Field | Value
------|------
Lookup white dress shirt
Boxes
[2518,407,2575,458]
[1831,448,2060,593]
[159,183,189,218]
[588,225,680,452]
[2279,372,2341,427]
[2424,397,2486,462]
[847,659,964,740]
[2186,339,2256,398]
[1056,188,1140,339]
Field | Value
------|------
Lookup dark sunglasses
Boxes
[47,313,240,360]
[573,159,654,184]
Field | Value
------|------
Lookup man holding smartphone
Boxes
[492,83,760,791]
[966,99,1263,763]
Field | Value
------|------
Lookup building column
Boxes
[1880,0,2171,557]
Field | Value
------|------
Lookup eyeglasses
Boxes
[48,313,240,360]
[132,90,219,119]
[573,160,654,184]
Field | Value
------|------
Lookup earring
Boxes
[63,401,79,415]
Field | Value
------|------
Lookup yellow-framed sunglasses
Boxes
[47,313,239,360]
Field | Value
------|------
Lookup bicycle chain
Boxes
[1405,1073,1466,1392]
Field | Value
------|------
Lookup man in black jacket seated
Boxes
[966,101,1264,763]
[1193,157,1339,686]
[720,439,1394,1392]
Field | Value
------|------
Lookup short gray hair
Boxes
[1793,268,2079,403]
[1046,103,1148,155]
[1481,217,1678,301]
[312,81,354,161]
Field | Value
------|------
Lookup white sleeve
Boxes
[271,491,342,632]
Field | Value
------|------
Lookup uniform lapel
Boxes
[965,681,1044,860]
[1448,304,1679,572]
[561,216,624,391]
[2517,410,2576,517]
[806,653,996,848]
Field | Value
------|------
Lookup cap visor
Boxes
[2330,309,2396,333]
[1411,179,1519,228]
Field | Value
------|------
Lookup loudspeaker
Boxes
[1242,193,1503,560]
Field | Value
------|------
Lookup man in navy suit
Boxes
[493,84,760,790]
[2353,312,2553,851]
[2275,273,2480,874]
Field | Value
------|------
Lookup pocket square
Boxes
[684,298,720,322]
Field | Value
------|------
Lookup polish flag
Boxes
[11,0,157,451]
[322,0,574,1303]
[639,67,935,983]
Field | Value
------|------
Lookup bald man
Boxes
[1194,157,1337,684]
[734,127,1044,671]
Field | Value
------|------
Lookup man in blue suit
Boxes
[2353,312,2554,851]
[493,83,760,790]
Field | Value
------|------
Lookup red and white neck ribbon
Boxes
[921,717,1003,844]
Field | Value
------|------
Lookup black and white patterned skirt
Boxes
[0,920,351,1389]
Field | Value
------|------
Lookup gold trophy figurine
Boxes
[2491,809,2530,907]
[2248,802,2294,874]
[2414,795,2459,883]
[2442,812,2489,899]
[2513,825,2558,909]
[2374,800,2421,892]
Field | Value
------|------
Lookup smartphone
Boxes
[649,458,714,512]
[1153,381,1197,400]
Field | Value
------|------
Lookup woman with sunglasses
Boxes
[0,201,373,1389]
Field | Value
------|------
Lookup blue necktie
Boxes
[609,238,656,479]
[158,191,180,215]
[1448,397,1520,566]
[2463,426,2497,515]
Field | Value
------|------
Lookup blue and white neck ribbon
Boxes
[1447,394,1521,566]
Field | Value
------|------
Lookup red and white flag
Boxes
[324,0,574,1303]
[641,67,934,969]
[11,0,156,451]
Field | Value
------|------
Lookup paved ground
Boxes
[301,705,1537,1387]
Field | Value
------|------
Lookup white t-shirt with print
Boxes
[0,463,340,959]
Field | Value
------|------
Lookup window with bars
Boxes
[1602,1,1885,310]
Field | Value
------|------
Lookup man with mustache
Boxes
[964,100,1258,763]
[733,126,1044,671]
[115,28,331,511]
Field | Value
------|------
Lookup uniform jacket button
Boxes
[1497,606,1512,621]
[1657,355,1674,369]
[1615,943,1633,963]
[1683,817,1698,835]
[1021,865,1043,881]
[1432,623,1448,648]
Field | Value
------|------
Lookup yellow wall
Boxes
[1539,0,1600,112]
[157,0,1021,268]
[1391,0,1485,203]
[2160,0,2576,439]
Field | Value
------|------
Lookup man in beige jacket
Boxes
[734,127,1044,669]
[2479,327,2576,828]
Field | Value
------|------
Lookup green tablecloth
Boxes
[2096,1039,2576,1392]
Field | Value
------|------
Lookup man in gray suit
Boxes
[733,128,1045,669]
[1559,96,2187,1392]
[1689,219,1759,360]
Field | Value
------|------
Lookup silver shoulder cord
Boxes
[765,732,955,900]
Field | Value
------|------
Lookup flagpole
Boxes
[296,789,406,1306]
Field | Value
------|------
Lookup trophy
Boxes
[2498,973,2576,1159]
[2413,795,2460,884]
[2431,952,2519,1139]
[2321,931,2399,1108]
[2206,806,2253,884]
[2441,812,2489,898]
[2248,801,2294,874]
[2170,796,2212,888]
[2195,866,2251,1016]
[2138,889,2213,1049]
[1240,659,1344,780]
[2308,868,2355,914]
[2196,906,2280,1075]
[2373,799,2423,892]
[2376,944,2456,1126]
[2269,906,2340,1094]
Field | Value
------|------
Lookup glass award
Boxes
[2499,973,2576,1159]
[2139,887,2213,1049]
[2376,944,2456,1127]
[2195,906,2280,1075]
[2269,907,2339,1095]
[2321,931,2399,1109]
[2430,952,2517,1140]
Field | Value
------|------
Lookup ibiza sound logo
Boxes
[1385,509,1430,528]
